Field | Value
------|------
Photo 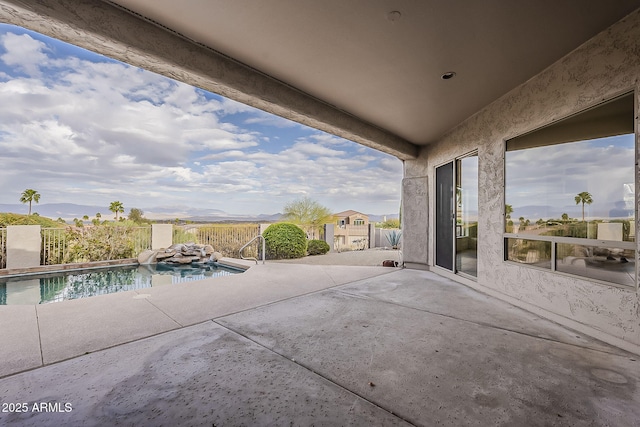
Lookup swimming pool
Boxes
[0,263,241,305]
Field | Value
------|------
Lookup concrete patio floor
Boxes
[0,264,639,426]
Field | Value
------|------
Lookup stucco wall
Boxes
[401,175,428,268]
[404,10,640,350]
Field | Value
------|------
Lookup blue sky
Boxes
[0,24,403,218]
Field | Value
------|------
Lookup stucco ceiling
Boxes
[110,0,639,146]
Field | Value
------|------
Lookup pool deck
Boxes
[0,258,639,426]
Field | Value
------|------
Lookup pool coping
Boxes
[0,258,139,278]
[0,257,256,279]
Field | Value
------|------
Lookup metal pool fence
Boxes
[41,228,67,265]
[128,226,153,255]
[173,224,261,258]
[41,226,152,265]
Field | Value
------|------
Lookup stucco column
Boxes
[6,225,41,269]
[401,176,429,269]
[151,224,173,250]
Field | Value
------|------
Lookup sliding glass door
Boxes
[455,154,478,277]
[435,153,478,277]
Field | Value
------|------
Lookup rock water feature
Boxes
[138,243,223,265]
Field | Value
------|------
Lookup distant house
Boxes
[334,210,369,227]
[333,210,369,250]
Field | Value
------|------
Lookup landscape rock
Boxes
[137,245,220,265]
[155,251,176,260]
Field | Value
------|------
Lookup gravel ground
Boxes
[270,248,401,266]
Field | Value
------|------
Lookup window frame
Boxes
[502,91,637,289]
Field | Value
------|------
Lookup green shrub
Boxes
[62,224,150,263]
[0,212,64,228]
[307,239,330,255]
[263,223,307,259]
[379,219,400,229]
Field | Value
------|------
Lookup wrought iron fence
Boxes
[0,228,6,269]
[174,224,261,258]
[41,228,67,265]
[41,226,152,265]
[129,226,153,255]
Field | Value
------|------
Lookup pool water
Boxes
[0,263,241,305]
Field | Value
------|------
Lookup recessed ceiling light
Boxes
[387,11,401,22]
[441,72,456,80]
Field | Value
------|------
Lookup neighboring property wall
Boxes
[333,225,370,250]
[375,228,401,248]
[404,10,640,352]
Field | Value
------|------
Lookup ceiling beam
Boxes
[0,0,419,160]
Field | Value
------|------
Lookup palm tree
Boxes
[109,201,124,221]
[19,189,41,215]
[574,192,593,222]
[505,204,513,220]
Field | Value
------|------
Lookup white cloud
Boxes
[0,32,48,76]
[0,27,403,215]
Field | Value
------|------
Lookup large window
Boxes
[504,93,635,287]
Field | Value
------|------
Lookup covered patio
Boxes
[1,1,640,425]
[0,262,638,426]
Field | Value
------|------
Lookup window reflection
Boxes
[505,134,635,240]
[505,238,551,269]
[556,243,635,287]
[504,92,636,287]
[456,154,478,277]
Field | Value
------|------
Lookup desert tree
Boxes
[128,208,148,224]
[283,197,334,237]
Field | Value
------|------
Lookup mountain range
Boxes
[0,203,398,223]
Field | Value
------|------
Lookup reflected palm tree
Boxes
[505,204,513,220]
[574,192,593,222]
